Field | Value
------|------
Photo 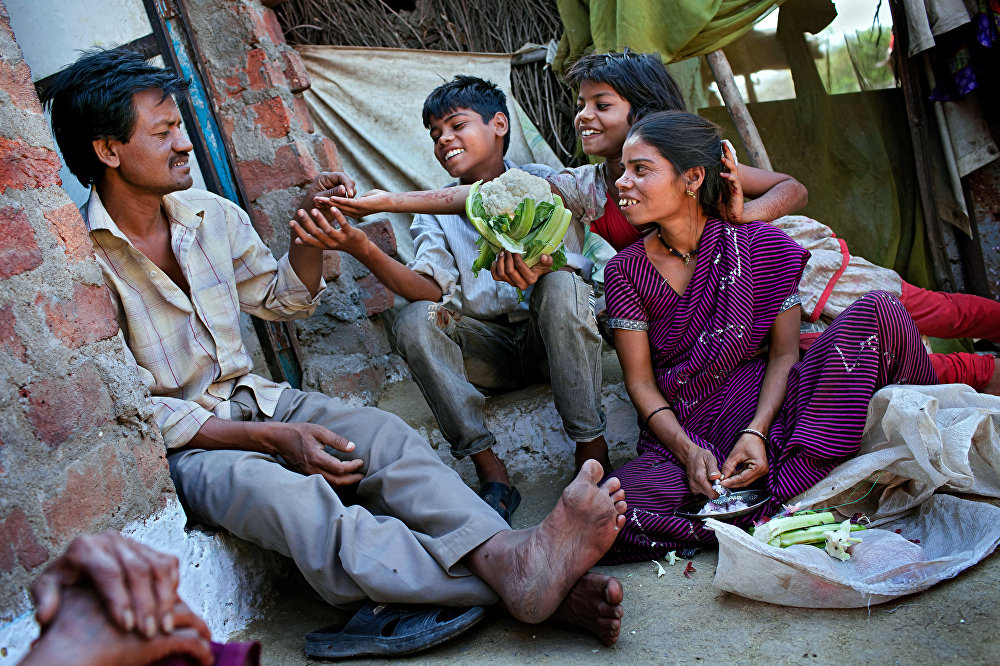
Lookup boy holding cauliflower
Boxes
[297,76,607,523]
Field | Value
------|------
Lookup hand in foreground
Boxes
[490,251,553,290]
[268,421,365,487]
[23,586,212,666]
[720,433,768,489]
[316,189,389,220]
[684,445,723,498]
[720,140,745,223]
[31,531,185,640]
[290,206,370,257]
[308,171,357,200]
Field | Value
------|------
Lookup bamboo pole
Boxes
[705,49,773,171]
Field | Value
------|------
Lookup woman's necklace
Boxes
[657,231,698,265]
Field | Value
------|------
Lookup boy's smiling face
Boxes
[428,107,508,183]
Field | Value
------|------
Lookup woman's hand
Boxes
[684,444,723,497]
[720,433,769,489]
[720,141,745,223]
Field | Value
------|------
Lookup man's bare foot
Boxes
[575,436,612,477]
[465,460,627,629]
[985,358,1000,396]
[551,572,624,645]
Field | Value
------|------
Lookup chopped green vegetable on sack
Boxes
[823,519,864,561]
[752,511,836,546]
[464,169,573,301]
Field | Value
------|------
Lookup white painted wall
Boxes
[7,0,207,206]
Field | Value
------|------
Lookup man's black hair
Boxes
[40,47,190,186]
[421,75,510,155]
[565,49,686,123]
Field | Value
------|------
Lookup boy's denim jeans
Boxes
[393,270,606,459]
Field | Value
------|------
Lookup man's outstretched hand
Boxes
[307,171,357,200]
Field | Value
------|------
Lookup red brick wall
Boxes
[182,0,400,400]
[0,1,175,621]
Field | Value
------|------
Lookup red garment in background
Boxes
[900,280,1000,342]
[592,193,642,251]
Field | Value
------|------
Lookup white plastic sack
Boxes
[709,384,1000,607]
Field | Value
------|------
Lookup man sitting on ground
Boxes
[41,47,627,650]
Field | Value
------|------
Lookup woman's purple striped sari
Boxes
[602,218,936,564]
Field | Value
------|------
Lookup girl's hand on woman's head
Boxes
[720,141,745,223]
[720,433,769,488]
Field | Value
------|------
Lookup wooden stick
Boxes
[705,49,773,171]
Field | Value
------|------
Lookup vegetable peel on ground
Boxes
[683,561,696,578]
[667,550,678,566]
[653,560,666,578]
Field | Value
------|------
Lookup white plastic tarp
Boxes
[710,384,1000,607]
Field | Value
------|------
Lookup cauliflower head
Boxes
[479,168,554,219]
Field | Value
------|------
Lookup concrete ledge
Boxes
[376,350,640,485]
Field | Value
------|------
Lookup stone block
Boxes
[292,96,314,134]
[43,443,126,540]
[323,250,341,281]
[237,141,318,201]
[0,137,61,193]
[355,274,393,317]
[20,361,114,448]
[0,303,26,362]
[0,508,48,574]
[357,218,397,257]
[43,283,119,349]
[44,203,93,264]
[250,96,293,139]
[312,135,341,172]
[0,59,43,112]
[245,48,281,92]
[281,50,310,93]
[0,205,42,278]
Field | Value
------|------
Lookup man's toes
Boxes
[605,577,624,606]
[578,459,604,483]
[615,514,626,529]
[611,488,626,504]
[597,601,624,619]
[614,499,628,515]
[599,475,621,494]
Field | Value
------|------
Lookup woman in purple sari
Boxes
[602,112,937,564]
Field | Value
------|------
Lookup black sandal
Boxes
[478,482,521,525]
[304,603,485,659]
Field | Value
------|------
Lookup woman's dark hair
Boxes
[628,111,732,219]
[40,47,189,186]
[565,49,686,123]
[422,75,510,154]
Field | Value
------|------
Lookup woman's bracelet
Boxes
[643,405,674,431]
[739,427,767,443]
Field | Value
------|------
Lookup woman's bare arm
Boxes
[721,304,801,488]
[614,328,721,496]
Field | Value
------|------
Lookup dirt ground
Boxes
[235,465,1000,665]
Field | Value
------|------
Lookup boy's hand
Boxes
[490,251,553,290]
[720,141,746,223]
[308,171,357,200]
[290,206,372,258]
[316,190,390,220]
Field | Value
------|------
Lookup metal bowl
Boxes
[674,488,771,521]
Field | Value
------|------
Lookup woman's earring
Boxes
[685,189,696,198]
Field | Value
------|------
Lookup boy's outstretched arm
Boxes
[290,206,443,303]
[316,185,470,218]
[721,142,808,223]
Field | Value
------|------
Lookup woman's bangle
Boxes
[739,427,767,443]
[643,405,674,431]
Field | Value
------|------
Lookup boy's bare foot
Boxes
[465,460,627,631]
[575,437,612,477]
[551,572,624,645]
